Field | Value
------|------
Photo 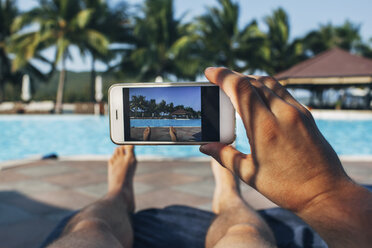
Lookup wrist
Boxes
[297,179,372,245]
[298,179,367,218]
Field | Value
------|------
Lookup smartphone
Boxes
[109,82,235,145]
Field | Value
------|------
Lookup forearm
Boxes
[298,181,372,247]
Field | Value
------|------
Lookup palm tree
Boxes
[130,95,138,116]
[130,95,141,117]
[0,0,52,102]
[197,0,239,70]
[0,0,18,102]
[147,99,157,117]
[334,21,361,51]
[83,0,132,102]
[263,8,306,75]
[166,102,174,115]
[303,21,361,56]
[237,20,269,73]
[157,99,167,116]
[137,95,146,117]
[11,0,109,113]
[114,0,200,81]
[196,0,268,73]
[356,38,372,59]
[184,106,197,118]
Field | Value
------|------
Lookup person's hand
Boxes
[200,67,352,213]
[201,67,372,247]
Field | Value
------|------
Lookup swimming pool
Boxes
[131,119,201,127]
[1,114,372,162]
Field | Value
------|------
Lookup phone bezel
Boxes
[109,82,235,145]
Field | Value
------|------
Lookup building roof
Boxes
[275,48,372,80]
[171,109,191,115]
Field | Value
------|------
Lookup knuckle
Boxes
[215,67,229,74]
[250,79,265,91]
[282,106,303,125]
[214,67,230,78]
[234,78,253,100]
[209,67,232,85]
[235,77,252,93]
[259,76,278,89]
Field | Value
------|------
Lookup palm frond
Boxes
[71,9,94,29]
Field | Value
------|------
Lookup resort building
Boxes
[275,48,372,109]
[171,109,192,119]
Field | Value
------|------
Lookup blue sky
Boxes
[17,0,372,73]
[130,87,201,111]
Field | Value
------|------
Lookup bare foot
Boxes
[108,146,137,212]
[169,126,177,142]
[143,126,151,141]
[211,158,242,214]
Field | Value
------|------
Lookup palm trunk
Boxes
[90,55,96,102]
[0,60,5,103]
[0,54,5,103]
[55,58,66,114]
[0,78,4,103]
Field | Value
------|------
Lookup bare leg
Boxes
[143,126,151,141]
[169,126,177,142]
[48,146,137,248]
[205,159,276,248]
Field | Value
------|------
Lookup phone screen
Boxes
[122,86,220,142]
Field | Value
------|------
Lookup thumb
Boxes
[200,143,256,185]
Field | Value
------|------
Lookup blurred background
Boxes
[1,1,372,247]
[1,0,372,110]
[1,0,372,161]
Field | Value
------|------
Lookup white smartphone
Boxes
[109,82,235,145]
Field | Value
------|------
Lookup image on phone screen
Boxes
[122,86,220,142]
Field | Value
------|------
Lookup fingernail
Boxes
[200,144,213,155]
[205,67,216,73]
[199,145,208,154]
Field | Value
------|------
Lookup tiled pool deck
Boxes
[1,157,372,247]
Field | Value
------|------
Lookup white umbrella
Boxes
[21,74,31,102]
[155,76,163,83]
[95,75,103,102]
[347,87,369,97]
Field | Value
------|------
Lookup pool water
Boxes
[131,119,201,127]
[1,115,372,162]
